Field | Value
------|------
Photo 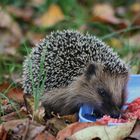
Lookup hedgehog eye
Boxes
[98,88,106,97]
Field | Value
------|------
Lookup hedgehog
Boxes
[23,30,129,118]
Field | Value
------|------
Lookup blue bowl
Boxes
[79,75,140,124]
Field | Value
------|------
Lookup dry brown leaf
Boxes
[7,6,33,21]
[4,119,24,139]
[47,117,68,136]
[34,4,64,27]
[50,113,78,124]
[0,83,10,93]
[26,121,46,140]
[34,131,56,140]
[128,34,140,47]
[3,119,46,140]
[0,10,22,39]
[1,103,20,115]
[67,120,136,140]
[7,88,24,103]
[1,107,28,122]
[56,122,102,140]
[0,31,18,55]
[128,121,140,139]
[1,99,9,105]
[59,114,78,124]
[92,3,128,29]
[26,31,45,45]
[3,119,29,131]
[92,3,115,17]
[0,125,8,140]
[0,83,23,101]
[0,83,24,103]
[9,119,29,140]
[132,14,140,26]
[130,2,140,14]
[0,10,22,55]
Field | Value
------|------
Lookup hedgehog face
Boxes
[82,63,129,118]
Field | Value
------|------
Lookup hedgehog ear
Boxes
[85,63,97,79]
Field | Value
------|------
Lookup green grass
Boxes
[0,55,22,84]
[0,83,21,122]
[24,43,47,112]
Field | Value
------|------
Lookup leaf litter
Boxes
[0,1,140,140]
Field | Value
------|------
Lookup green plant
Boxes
[0,83,21,120]
[24,44,47,112]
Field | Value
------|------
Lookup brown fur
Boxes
[41,63,129,118]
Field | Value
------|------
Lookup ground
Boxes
[0,0,140,139]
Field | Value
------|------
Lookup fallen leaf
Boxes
[0,10,22,39]
[0,83,10,93]
[7,88,24,103]
[1,107,28,122]
[1,103,20,115]
[132,14,140,26]
[10,119,29,140]
[57,122,102,140]
[60,114,78,124]
[0,9,22,55]
[50,113,78,124]
[47,117,68,136]
[0,30,18,55]
[0,83,24,103]
[3,119,29,131]
[67,120,136,140]
[34,131,56,140]
[92,3,128,29]
[1,99,9,105]
[92,3,115,17]
[34,4,64,27]
[3,119,46,140]
[127,121,140,139]
[128,34,140,47]
[0,125,8,140]
[130,2,140,14]
[26,31,45,45]
[26,120,46,140]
